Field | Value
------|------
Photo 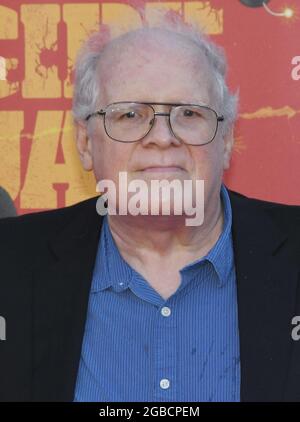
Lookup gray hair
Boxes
[72,9,239,134]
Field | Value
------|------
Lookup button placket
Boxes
[153,304,176,400]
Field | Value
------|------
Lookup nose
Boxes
[140,112,182,148]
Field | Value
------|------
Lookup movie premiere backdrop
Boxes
[0,0,299,214]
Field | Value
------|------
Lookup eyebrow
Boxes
[123,100,210,106]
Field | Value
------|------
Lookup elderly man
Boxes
[0,16,299,403]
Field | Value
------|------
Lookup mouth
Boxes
[140,166,185,173]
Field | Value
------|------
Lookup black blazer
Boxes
[0,189,299,402]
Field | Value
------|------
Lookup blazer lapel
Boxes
[32,197,103,401]
[229,191,299,401]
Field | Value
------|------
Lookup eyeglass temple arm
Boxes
[85,110,105,121]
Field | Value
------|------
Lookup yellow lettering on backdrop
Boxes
[146,2,182,25]
[20,111,96,209]
[0,112,23,199]
[21,4,61,98]
[184,1,223,34]
[0,5,19,98]
[146,2,223,33]
[0,6,17,38]
[63,3,100,98]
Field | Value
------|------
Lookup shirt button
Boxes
[160,378,170,389]
[161,306,171,317]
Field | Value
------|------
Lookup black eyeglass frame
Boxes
[85,101,225,146]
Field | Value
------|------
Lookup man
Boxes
[0,15,299,402]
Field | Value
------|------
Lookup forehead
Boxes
[97,30,215,106]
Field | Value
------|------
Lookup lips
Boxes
[141,166,184,173]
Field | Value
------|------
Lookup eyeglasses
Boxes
[85,101,224,146]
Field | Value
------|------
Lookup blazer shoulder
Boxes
[228,188,300,238]
[0,196,99,267]
[228,188,300,210]
[0,196,99,237]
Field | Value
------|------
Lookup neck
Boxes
[106,192,224,269]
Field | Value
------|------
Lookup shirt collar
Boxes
[91,214,133,293]
[91,183,233,293]
[179,183,233,287]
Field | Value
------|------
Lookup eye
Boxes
[121,111,136,119]
[182,108,204,119]
[183,109,195,117]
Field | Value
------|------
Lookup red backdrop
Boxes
[0,0,299,215]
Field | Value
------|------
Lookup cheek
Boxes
[190,141,224,185]
[91,138,133,182]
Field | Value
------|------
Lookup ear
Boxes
[75,119,93,171]
[223,125,234,170]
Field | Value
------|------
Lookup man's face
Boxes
[77,32,233,215]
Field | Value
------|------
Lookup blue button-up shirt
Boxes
[74,184,240,402]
